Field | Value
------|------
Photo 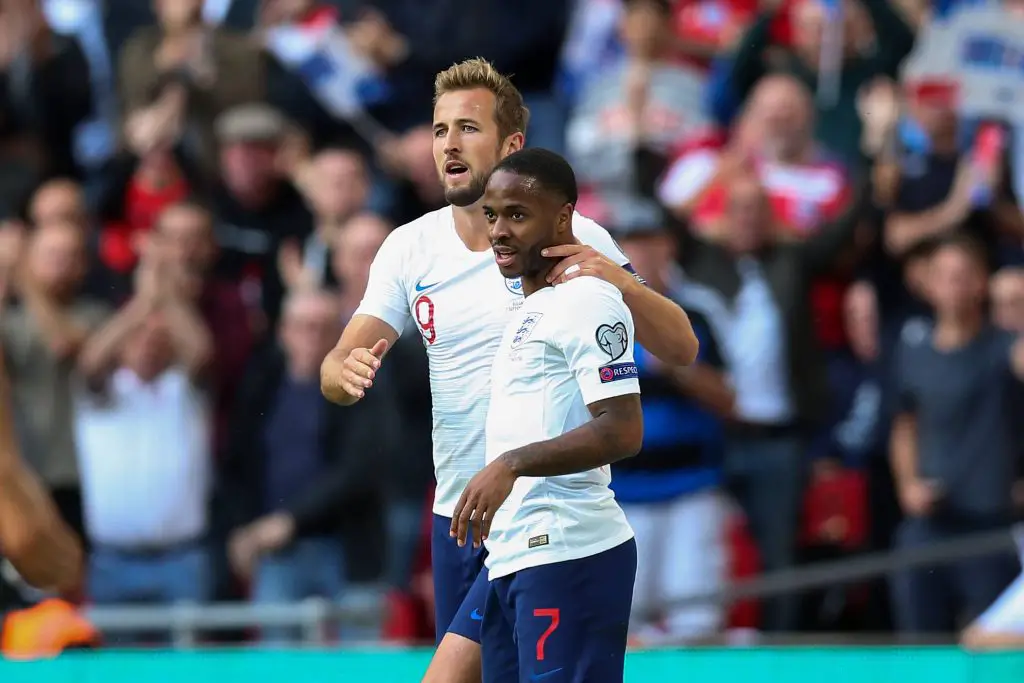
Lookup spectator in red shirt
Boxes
[661,74,854,349]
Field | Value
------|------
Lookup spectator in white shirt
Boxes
[74,240,213,627]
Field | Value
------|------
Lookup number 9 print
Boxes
[415,295,437,344]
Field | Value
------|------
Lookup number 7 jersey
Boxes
[353,205,633,517]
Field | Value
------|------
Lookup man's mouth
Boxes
[492,245,516,268]
[444,160,469,179]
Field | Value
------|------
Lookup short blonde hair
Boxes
[433,58,530,140]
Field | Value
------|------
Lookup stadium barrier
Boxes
[77,524,1022,643]
[1,648,1023,683]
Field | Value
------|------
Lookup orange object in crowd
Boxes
[1,598,99,659]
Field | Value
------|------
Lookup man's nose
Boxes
[489,218,509,241]
[443,130,460,155]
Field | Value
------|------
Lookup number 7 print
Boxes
[533,608,560,661]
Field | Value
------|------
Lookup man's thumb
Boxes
[370,338,389,359]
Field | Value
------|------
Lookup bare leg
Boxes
[420,632,482,683]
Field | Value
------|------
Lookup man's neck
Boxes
[931,131,958,156]
[452,203,491,252]
[521,272,551,298]
[934,309,985,350]
[232,184,276,212]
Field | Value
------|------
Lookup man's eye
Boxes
[433,128,446,137]
[462,125,477,133]
[511,213,525,221]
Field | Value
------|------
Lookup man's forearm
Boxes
[890,413,918,488]
[78,298,149,381]
[623,282,699,367]
[320,347,359,406]
[500,413,639,478]
[163,300,213,377]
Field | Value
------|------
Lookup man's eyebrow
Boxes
[433,117,481,130]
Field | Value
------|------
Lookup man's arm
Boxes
[162,298,214,381]
[322,227,412,405]
[543,229,700,367]
[0,349,83,593]
[77,297,151,388]
[884,163,973,257]
[889,412,919,496]
[621,278,699,367]
[452,284,643,546]
[320,314,400,405]
[500,394,643,477]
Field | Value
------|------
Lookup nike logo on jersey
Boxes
[415,278,440,292]
[470,609,484,621]
[530,668,563,681]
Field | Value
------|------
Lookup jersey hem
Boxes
[484,526,635,580]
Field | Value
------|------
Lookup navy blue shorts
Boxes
[430,513,490,644]
[481,539,638,683]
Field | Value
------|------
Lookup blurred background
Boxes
[1,0,1024,659]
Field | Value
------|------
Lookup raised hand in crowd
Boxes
[0,0,50,68]
[345,8,408,69]
[277,238,317,292]
[124,84,188,157]
[857,78,900,159]
[228,511,295,580]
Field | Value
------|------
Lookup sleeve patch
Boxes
[598,362,638,383]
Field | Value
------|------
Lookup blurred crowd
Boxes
[1,0,1024,650]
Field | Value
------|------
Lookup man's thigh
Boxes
[431,514,487,644]
[481,577,520,683]
[891,518,955,633]
[447,563,489,644]
[157,544,212,604]
[953,549,1020,625]
[511,540,637,683]
[293,537,346,599]
[87,548,147,604]
[661,490,728,638]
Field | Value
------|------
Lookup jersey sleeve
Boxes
[555,283,641,405]
[573,214,631,268]
[353,228,412,335]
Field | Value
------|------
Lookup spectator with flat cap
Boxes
[209,103,313,332]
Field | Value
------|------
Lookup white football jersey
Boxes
[354,206,631,517]
[483,277,638,579]
[975,534,1024,634]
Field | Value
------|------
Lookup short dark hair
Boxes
[623,0,671,13]
[930,231,991,272]
[490,148,578,206]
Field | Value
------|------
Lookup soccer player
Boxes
[0,345,83,594]
[452,148,641,683]
[320,59,697,683]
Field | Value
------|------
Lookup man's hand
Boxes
[899,478,942,518]
[542,243,638,293]
[228,512,295,579]
[334,338,389,400]
[450,457,517,548]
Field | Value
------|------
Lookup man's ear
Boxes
[558,204,573,235]
[502,132,525,157]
